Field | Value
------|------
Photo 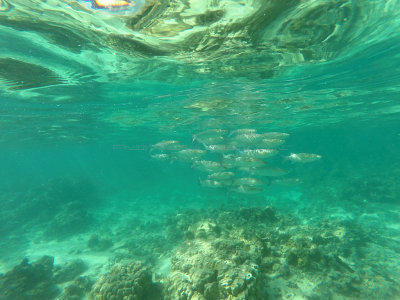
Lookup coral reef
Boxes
[89,261,161,300]
[0,256,59,300]
[87,234,114,251]
[165,236,262,300]
[163,207,278,300]
[340,172,400,205]
[161,206,400,299]
[0,177,99,241]
[53,259,87,284]
[110,217,173,267]
[0,255,91,300]
[45,201,93,239]
[57,276,93,300]
[1,203,399,300]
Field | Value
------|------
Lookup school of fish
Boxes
[150,129,321,194]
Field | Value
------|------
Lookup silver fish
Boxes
[231,156,266,168]
[222,155,266,168]
[151,153,170,161]
[192,160,226,173]
[230,133,264,146]
[234,177,265,186]
[208,171,235,181]
[257,139,285,148]
[198,136,226,145]
[241,149,278,159]
[200,179,231,188]
[272,178,302,186]
[286,153,322,163]
[175,149,206,161]
[152,140,183,151]
[231,185,264,194]
[229,128,257,136]
[204,144,235,153]
[221,154,237,168]
[193,129,227,144]
[261,132,290,139]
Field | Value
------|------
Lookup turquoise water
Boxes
[1,1,400,299]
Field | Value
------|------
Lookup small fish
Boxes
[198,136,226,145]
[242,149,278,159]
[234,177,265,186]
[175,149,206,161]
[286,153,322,163]
[204,144,235,153]
[230,133,264,145]
[208,172,235,181]
[152,140,183,151]
[222,155,266,168]
[232,156,266,168]
[221,154,237,168]
[200,179,231,188]
[261,132,290,139]
[229,129,257,136]
[151,153,170,161]
[231,185,264,194]
[193,129,227,143]
[272,178,302,186]
[192,160,226,173]
[249,167,289,177]
[257,139,285,148]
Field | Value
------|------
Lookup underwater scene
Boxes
[1,0,400,299]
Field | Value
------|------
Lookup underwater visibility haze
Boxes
[1,0,400,299]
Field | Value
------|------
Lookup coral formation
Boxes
[1,203,399,300]
[165,238,262,300]
[89,261,161,300]
[57,276,93,300]
[0,256,59,300]
[53,259,87,284]
[87,234,114,251]
[162,206,400,299]
[0,177,99,241]
[340,172,400,204]
[46,201,93,239]
[163,207,279,300]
